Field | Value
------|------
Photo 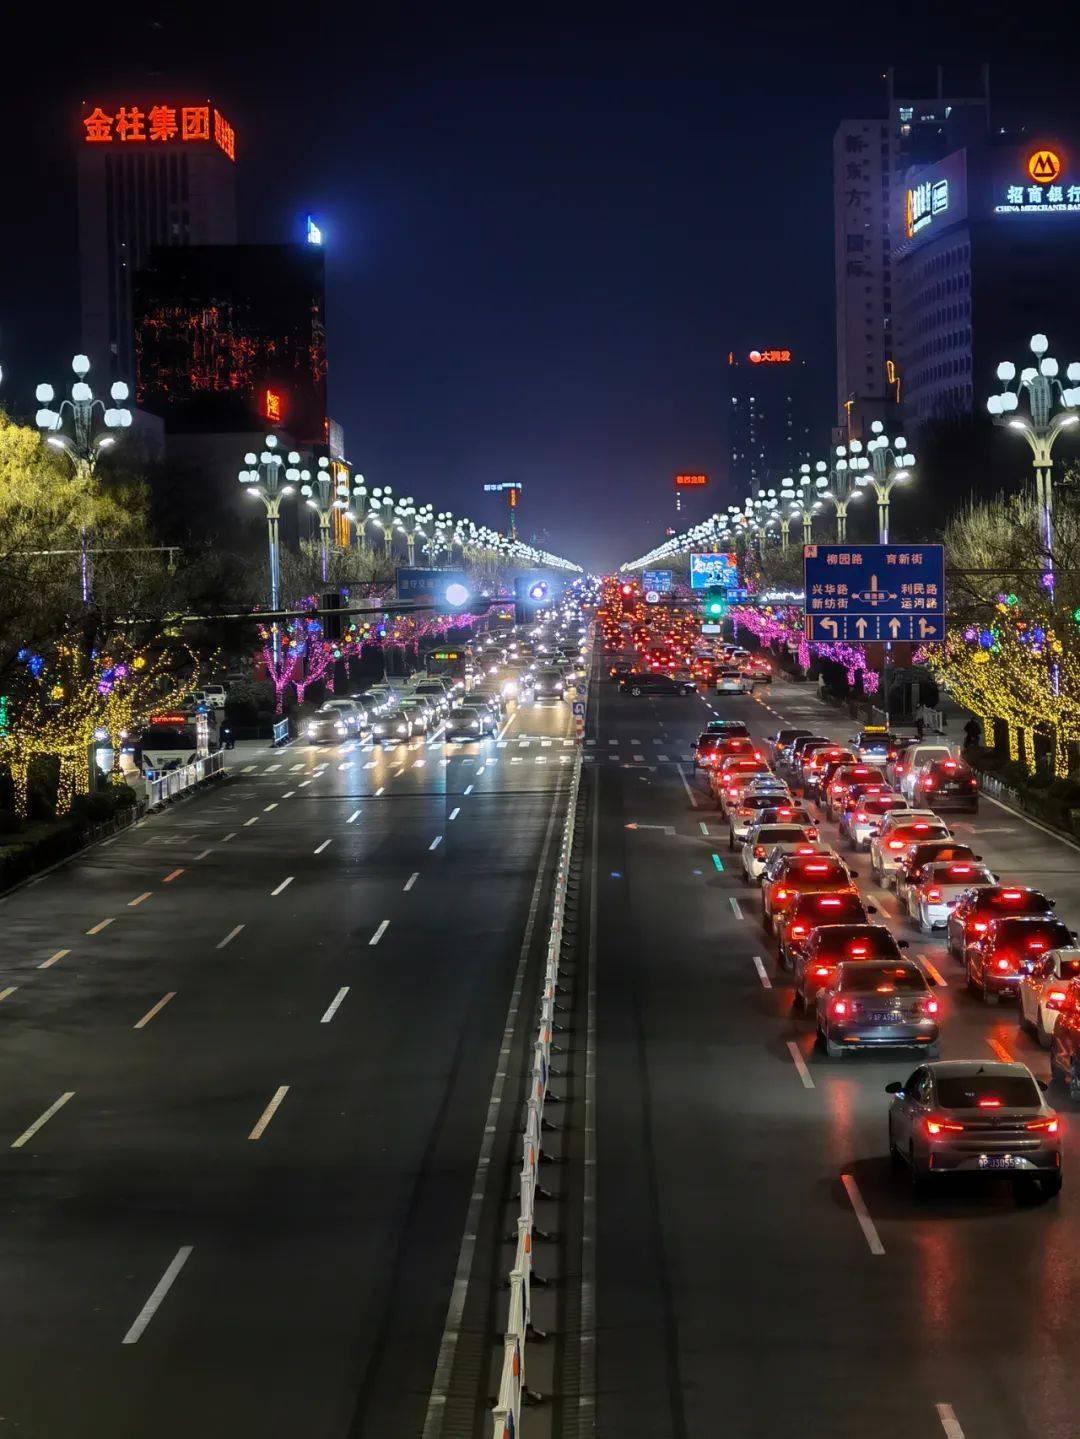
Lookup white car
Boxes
[898,743,955,801]
[716,668,751,695]
[193,685,226,710]
[868,811,948,886]
[1018,948,1080,1045]
[719,770,779,817]
[728,786,794,845]
[840,792,909,850]
[740,824,817,883]
[902,860,996,933]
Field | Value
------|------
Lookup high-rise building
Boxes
[77,99,238,382]
[727,348,812,498]
[894,132,1080,427]
[133,242,327,443]
[833,67,990,439]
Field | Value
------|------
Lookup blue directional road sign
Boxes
[803,543,945,644]
[642,568,673,595]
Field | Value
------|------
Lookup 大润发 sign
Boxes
[803,544,945,643]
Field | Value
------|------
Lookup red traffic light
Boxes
[621,583,633,596]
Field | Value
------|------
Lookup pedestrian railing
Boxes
[491,745,583,1439]
[144,750,225,809]
[271,717,291,746]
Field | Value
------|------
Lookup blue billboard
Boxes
[689,552,738,590]
[803,544,945,643]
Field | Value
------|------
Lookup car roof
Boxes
[925,1060,1031,1078]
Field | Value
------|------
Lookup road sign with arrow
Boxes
[802,544,945,644]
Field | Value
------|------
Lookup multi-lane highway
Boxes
[588,671,1080,1439]
[0,700,576,1437]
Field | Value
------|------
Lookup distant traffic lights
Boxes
[620,583,633,596]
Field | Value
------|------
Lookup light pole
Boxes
[238,435,296,661]
[368,485,396,560]
[822,445,869,542]
[300,456,352,582]
[987,333,1080,577]
[864,422,915,543]
[35,354,133,603]
[781,471,821,547]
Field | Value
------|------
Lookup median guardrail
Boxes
[491,744,582,1438]
[271,717,291,746]
[144,750,225,809]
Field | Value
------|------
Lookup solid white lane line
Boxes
[729,897,743,919]
[936,1403,966,1439]
[752,955,772,989]
[12,1091,75,1149]
[0,986,17,1002]
[163,868,184,883]
[270,876,294,897]
[370,920,390,946]
[86,918,114,935]
[922,958,949,987]
[347,809,361,823]
[404,872,419,892]
[121,1246,194,1345]
[463,784,474,795]
[429,835,443,851]
[449,807,460,821]
[216,924,244,950]
[129,892,152,907]
[248,1086,289,1140]
[134,992,176,1029]
[676,766,699,809]
[38,949,69,970]
[314,839,332,854]
[787,1040,815,1089]
[320,986,350,1023]
[841,1173,885,1255]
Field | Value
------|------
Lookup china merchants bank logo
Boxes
[1028,149,1062,184]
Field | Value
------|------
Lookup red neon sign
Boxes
[264,389,284,424]
[675,473,708,488]
[748,349,792,364]
[83,103,235,160]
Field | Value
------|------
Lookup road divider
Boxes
[492,751,582,1439]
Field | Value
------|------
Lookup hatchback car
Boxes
[910,755,979,812]
[728,788,794,847]
[886,1061,1061,1198]
[715,668,751,694]
[966,916,1075,1003]
[816,958,938,1056]
[869,816,951,886]
[893,844,982,908]
[946,885,1057,960]
[896,743,955,801]
[1019,948,1080,1046]
[754,802,820,838]
[902,860,996,933]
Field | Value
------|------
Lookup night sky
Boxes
[1,2,1073,571]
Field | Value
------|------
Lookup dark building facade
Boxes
[77,100,238,381]
[894,133,1080,428]
[133,243,328,444]
[727,348,812,497]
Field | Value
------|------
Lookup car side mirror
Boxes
[897,940,910,949]
[848,867,860,877]
[1050,898,1057,907]
[1038,1079,1049,1092]
[885,1082,904,1095]
[975,854,983,862]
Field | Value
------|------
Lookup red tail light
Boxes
[888,840,904,850]
[1046,990,1069,1010]
[1027,1117,1060,1133]
[923,780,936,790]
[971,920,988,933]
[807,828,820,840]
[830,998,849,1016]
[805,862,829,873]
[920,998,940,1016]
[790,924,808,938]
[819,898,842,908]
[995,955,1015,972]
[925,1116,964,1136]
[848,943,868,955]
[774,887,789,902]
[925,888,942,902]
[1002,890,1024,900]
[854,811,867,822]
[753,845,767,859]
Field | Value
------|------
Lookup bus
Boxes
[133,711,212,776]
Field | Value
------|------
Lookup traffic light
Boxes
[620,582,633,597]
[700,587,728,620]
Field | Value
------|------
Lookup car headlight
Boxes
[335,723,347,735]
[306,724,317,735]
[396,724,407,734]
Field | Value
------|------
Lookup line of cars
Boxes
[694,714,1069,1197]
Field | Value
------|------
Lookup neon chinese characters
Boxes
[82,104,235,160]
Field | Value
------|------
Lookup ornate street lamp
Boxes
[238,435,297,660]
[821,444,869,542]
[300,456,353,582]
[864,422,915,543]
[987,333,1080,574]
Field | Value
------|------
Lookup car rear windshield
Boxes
[798,893,864,918]
[786,858,847,880]
[866,797,906,812]
[755,827,809,844]
[936,1074,1041,1109]
[1058,957,1080,978]
[977,890,1051,911]
[997,920,1072,946]
[840,964,925,990]
[817,929,897,959]
[537,669,562,681]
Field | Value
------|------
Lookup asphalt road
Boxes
[589,673,1080,1439]
[0,697,575,1438]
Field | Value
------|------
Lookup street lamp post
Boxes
[865,423,915,543]
[300,455,352,583]
[35,354,133,603]
[987,333,1080,577]
[238,435,296,661]
[822,444,869,542]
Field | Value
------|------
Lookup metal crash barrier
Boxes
[272,717,291,746]
[144,750,225,809]
[492,746,582,1438]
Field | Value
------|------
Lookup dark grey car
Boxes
[816,960,940,1057]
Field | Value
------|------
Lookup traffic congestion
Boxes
[598,576,1078,1202]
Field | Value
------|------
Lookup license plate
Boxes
[867,1011,899,1024]
[978,1154,1018,1170]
